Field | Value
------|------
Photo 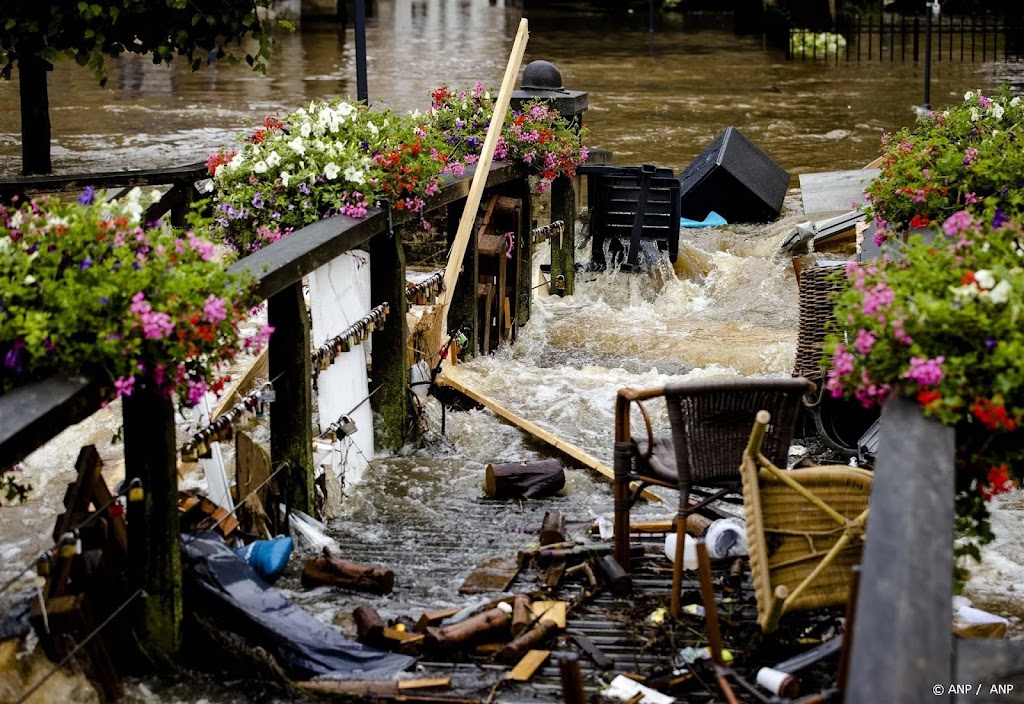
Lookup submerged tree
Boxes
[0,0,279,175]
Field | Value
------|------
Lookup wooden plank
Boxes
[846,396,956,704]
[799,169,879,214]
[397,677,452,691]
[0,162,207,198]
[531,601,567,629]
[437,365,661,502]
[506,650,551,682]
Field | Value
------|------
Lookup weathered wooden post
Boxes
[122,384,182,656]
[17,49,52,175]
[370,227,409,451]
[268,282,314,515]
[510,60,588,297]
[446,200,479,357]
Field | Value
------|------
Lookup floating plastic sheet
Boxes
[181,533,414,679]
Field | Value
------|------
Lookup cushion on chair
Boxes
[633,435,679,485]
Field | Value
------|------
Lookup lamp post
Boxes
[355,0,368,102]
[923,0,936,111]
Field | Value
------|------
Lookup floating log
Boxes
[511,595,533,637]
[424,607,510,651]
[302,548,394,595]
[594,555,632,596]
[353,604,386,645]
[484,459,565,500]
[496,619,559,664]
[539,511,567,545]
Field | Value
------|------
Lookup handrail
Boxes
[0,163,208,200]
[0,159,529,468]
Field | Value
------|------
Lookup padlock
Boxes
[197,439,212,459]
[180,444,199,463]
[338,415,358,438]
[261,384,277,403]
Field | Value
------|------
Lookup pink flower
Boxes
[942,210,975,237]
[861,282,895,315]
[854,328,875,355]
[203,295,228,325]
[113,376,135,398]
[187,378,209,405]
[902,355,945,387]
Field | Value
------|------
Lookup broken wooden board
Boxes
[531,601,567,629]
[506,650,551,682]
[437,364,660,502]
[458,556,520,594]
[799,169,879,215]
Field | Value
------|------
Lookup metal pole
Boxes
[649,0,655,33]
[355,0,368,102]
[923,3,932,110]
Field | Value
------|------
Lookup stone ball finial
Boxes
[520,60,563,91]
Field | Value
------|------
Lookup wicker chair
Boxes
[613,377,812,616]
[741,409,872,633]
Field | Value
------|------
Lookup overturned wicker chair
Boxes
[741,409,873,633]
[613,377,812,616]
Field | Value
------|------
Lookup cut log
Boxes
[415,607,462,633]
[424,607,510,651]
[496,619,559,664]
[484,459,565,500]
[539,511,566,545]
[353,604,386,645]
[511,594,533,637]
[595,555,632,596]
[302,548,395,595]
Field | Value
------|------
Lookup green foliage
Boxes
[865,86,1024,235]
[0,0,277,85]
[823,211,1024,553]
[0,188,269,408]
[789,29,847,56]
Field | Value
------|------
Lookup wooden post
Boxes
[370,228,409,451]
[549,176,576,296]
[268,282,314,515]
[122,384,182,656]
[515,177,533,326]
[18,52,52,175]
[446,200,478,357]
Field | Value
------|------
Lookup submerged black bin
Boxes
[678,127,790,224]
[582,164,680,270]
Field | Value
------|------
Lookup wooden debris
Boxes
[511,594,533,637]
[595,555,632,596]
[353,604,386,645]
[540,560,566,590]
[179,493,240,539]
[506,650,551,682]
[496,619,559,664]
[484,459,565,500]
[301,547,395,594]
[539,511,567,545]
[531,601,567,629]
[568,632,614,670]
[382,627,425,654]
[565,562,599,588]
[424,607,510,651]
[416,607,462,633]
[297,678,458,698]
[458,555,520,594]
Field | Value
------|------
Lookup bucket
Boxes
[664,533,698,570]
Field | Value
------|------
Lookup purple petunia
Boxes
[77,186,95,205]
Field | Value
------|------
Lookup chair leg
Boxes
[612,439,634,571]
[670,512,686,617]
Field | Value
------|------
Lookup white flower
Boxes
[484,92,490,100]
[1012,96,1021,107]
[265,150,281,168]
[288,137,306,155]
[338,102,355,117]
[9,211,23,228]
[965,90,975,102]
[23,275,36,285]
[367,121,379,136]
[410,109,421,119]
[989,279,1012,305]
[253,160,268,174]
[300,121,312,138]
[975,269,996,289]
[344,166,366,184]
[324,162,341,180]
[950,283,979,300]
[970,107,980,122]
[228,152,245,171]
[992,103,1005,120]
[280,170,291,187]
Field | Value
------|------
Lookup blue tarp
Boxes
[181,533,414,680]
[680,211,728,228]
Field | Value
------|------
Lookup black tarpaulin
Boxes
[181,533,414,679]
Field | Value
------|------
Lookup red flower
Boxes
[961,271,976,286]
[979,464,1017,501]
[917,389,942,409]
[909,214,931,228]
[971,397,1017,432]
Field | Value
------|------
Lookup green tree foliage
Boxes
[0,0,279,86]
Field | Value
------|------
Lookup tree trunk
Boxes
[18,53,52,175]
[539,511,566,545]
[484,459,565,499]
[423,607,509,651]
[301,548,394,594]
[353,604,386,645]
[496,619,559,664]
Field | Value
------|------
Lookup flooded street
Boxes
[2,2,1024,701]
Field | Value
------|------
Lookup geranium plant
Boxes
[0,187,270,408]
[865,85,1024,240]
[426,82,589,192]
[207,100,447,253]
[204,84,589,253]
[823,209,1024,563]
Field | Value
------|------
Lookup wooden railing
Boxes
[0,159,534,655]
